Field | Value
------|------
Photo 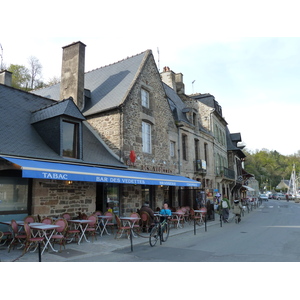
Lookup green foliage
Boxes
[8,64,31,90]
[243,148,300,191]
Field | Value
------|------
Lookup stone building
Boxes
[32,41,200,216]
[160,68,215,206]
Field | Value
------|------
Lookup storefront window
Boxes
[142,185,154,208]
[0,177,28,212]
[105,183,119,216]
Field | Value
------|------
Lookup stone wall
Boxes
[86,52,180,211]
[31,179,96,218]
[120,185,165,214]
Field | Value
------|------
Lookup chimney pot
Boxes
[0,70,12,86]
[60,41,86,110]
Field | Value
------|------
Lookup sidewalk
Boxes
[0,212,234,262]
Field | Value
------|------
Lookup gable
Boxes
[33,50,150,116]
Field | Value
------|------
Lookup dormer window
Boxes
[63,121,79,158]
[31,98,85,160]
[141,88,150,108]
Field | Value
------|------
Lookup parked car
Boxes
[259,194,269,201]
[275,193,286,200]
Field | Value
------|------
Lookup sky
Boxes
[2,0,300,156]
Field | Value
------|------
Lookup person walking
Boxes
[221,195,230,223]
[232,199,243,223]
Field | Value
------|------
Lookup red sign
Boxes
[130,150,136,163]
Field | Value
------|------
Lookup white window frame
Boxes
[141,88,150,108]
[170,141,175,157]
[142,121,151,153]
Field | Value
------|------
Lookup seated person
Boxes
[140,202,155,224]
[159,202,172,222]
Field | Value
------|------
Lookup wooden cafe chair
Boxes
[41,217,53,225]
[85,215,97,242]
[23,222,44,253]
[115,215,131,239]
[8,220,27,252]
[104,211,114,234]
[51,218,68,252]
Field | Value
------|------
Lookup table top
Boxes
[68,219,93,223]
[97,215,112,219]
[120,217,140,220]
[30,224,60,230]
[0,221,43,226]
[172,212,184,215]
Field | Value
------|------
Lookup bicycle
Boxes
[235,214,241,224]
[149,215,170,247]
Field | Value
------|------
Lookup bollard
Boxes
[220,214,222,227]
[38,241,42,262]
[204,215,207,232]
[194,217,196,235]
[130,228,133,252]
[160,223,163,245]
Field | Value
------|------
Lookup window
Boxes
[142,121,151,153]
[0,176,29,212]
[182,134,187,161]
[141,89,150,108]
[170,141,175,157]
[194,139,199,161]
[204,143,208,165]
[193,112,197,126]
[63,121,79,158]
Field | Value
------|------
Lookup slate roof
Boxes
[33,50,150,116]
[163,82,190,124]
[31,97,85,124]
[0,83,125,168]
[225,126,246,158]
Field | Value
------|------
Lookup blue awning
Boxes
[1,156,200,187]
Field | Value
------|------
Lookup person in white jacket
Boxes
[232,199,243,223]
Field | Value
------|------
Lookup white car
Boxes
[259,194,268,201]
[275,193,286,200]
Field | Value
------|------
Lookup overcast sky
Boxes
[2,0,300,156]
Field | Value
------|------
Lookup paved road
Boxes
[75,199,300,262]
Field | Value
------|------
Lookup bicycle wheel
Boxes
[161,222,169,242]
[149,225,159,247]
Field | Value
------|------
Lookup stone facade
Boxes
[31,179,96,218]
[86,52,181,213]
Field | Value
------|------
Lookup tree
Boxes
[8,64,31,90]
[243,148,300,191]
[28,56,42,89]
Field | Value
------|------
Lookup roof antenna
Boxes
[0,44,3,70]
[157,47,160,72]
[192,80,196,94]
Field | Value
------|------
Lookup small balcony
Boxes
[194,160,207,175]
[215,166,235,180]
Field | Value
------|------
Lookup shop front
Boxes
[0,156,200,230]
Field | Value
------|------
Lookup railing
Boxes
[215,166,235,180]
[194,160,207,175]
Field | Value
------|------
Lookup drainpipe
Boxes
[177,124,184,174]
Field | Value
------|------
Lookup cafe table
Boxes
[119,216,140,237]
[96,215,112,236]
[171,212,185,228]
[193,210,205,223]
[68,219,93,244]
[30,224,60,254]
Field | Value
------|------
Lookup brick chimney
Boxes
[160,66,185,94]
[0,70,12,86]
[60,41,86,110]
